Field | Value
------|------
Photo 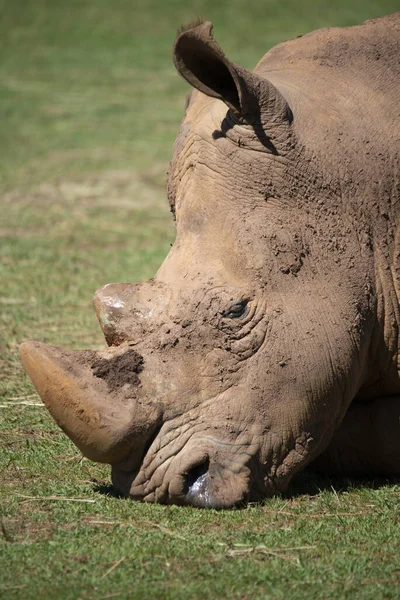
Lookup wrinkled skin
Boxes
[21,14,400,508]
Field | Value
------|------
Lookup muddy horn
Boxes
[20,342,163,465]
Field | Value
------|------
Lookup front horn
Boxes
[20,341,163,465]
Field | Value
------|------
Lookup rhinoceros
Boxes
[21,13,400,508]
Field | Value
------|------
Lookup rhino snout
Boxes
[113,446,252,509]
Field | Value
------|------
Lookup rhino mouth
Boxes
[112,456,251,509]
[109,409,269,509]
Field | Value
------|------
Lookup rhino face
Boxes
[21,21,371,508]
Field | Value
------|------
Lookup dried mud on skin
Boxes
[91,349,144,391]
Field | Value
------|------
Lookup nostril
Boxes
[183,459,213,507]
[185,459,210,492]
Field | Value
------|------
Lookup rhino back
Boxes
[254,13,400,203]
[253,13,399,270]
[255,13,400,127]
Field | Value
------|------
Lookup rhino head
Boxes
[21,22,372,508]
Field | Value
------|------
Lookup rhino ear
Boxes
[173,20,291,123]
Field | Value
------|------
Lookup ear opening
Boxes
[173,24,241,113]
[173,20,293,134]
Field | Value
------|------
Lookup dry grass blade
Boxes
[220,542,316,564]
[16,494,96,503]
[0,401,44,407]
[1,585,28,590]
[0,297,32,304]
[330,485,341,503]
[143,519,188,541]
[85,520,117,525]
[84,518,188,540]
[218,543,316,551]
[100,557,126,579]
[226,546,297,563]
[5,394,39,400]
[263,509,371,518]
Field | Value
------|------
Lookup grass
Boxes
[1,0,400,598]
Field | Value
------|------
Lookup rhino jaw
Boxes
[20,341,163,466]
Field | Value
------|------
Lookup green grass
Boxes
[1,1,400,598]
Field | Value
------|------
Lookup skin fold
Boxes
[21,13,400,508]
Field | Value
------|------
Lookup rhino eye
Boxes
[222,300,248,319]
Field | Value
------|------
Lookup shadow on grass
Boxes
[89,471,400,507]
[90,479,125,499]
[287,469,400,498]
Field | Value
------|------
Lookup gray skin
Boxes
[21,14,400,508]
